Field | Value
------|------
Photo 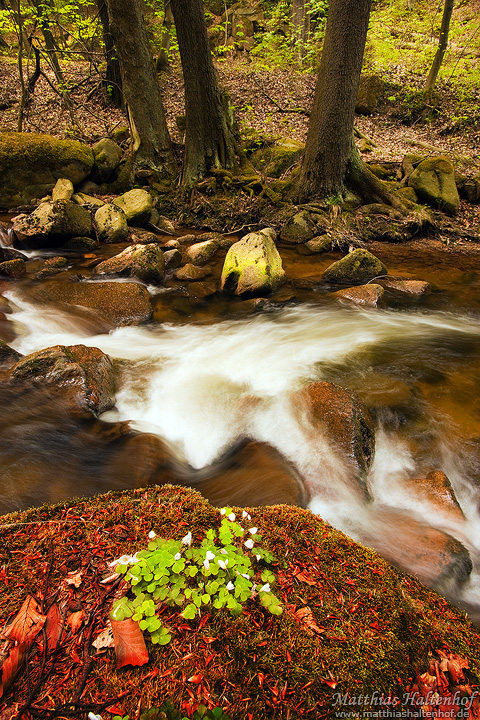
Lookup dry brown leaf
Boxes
[293,606,325,636]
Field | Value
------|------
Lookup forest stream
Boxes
[1,234,480,626]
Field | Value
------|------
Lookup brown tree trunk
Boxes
[424,0,454,103]
[105,0,175,181]
[297,0,372,202]
[156,0,173,72]
[292,0,310,63]
[170,0,238,188]
[96,0,123,108]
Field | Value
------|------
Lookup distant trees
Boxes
[424,0,454,103]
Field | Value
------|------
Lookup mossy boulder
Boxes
[93,203,128,244]
[408,156,460,215]
[250,138,304,178]
[0,132,94,209]
[221,228,285,296]
[113,189,153,226]
[0,258,26,278]
[12,200,92,249]
[52,178,74,202]
[94,243,165,284]
[91,138,123,183]
[323,249,388,284]
[280,210,315,244]
[186,238,221,265]
[9,344,115,417]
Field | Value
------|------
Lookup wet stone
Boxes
[174,263,211,281]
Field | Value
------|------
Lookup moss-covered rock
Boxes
[12,200,92,249]
[250,138,304,178]
[0,132,94,209]
[113,189,153,226]
[9,344,115,417]
[186,238,221,265]
[91,138,123,183]
[63,236,98,252]
[279,210,315,244]
[94,243,165,284]
[323,249,388,284]
[221,228,285,296]
[0,339,22,367]
[93,203,128,244]
[408,155,460,215]
[52,178,74,202]
[0,258,26,278]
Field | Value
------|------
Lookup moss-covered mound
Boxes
[0,485,479,719]
[0,132,94,209]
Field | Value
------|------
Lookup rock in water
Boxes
[0,132,93,209]
[94,244,165,284]
[408,156,460,215]
[280,210,315,244]
[295,381,375,495]
[94,203,128,244]
[221,228,285,296]
[12,200,92,249]
[323,248,387,284]
[9,344,116,417]
[113,189,153,226]
[331,283,385,307]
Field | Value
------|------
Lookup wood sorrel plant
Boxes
[110,508,282,645]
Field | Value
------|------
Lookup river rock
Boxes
[91,138,123,183]
[129,228,159,244]
[106,433,180,488]
[323,249,387,285]
[154,216,175,234]
[378,277,432,299]
[163,248,182,269]
[187,238,220,265]
[331,283,385,307]
[12,200,92,249]
[280,210,315,244]
[0,259,26,278]
[34,256,68,280]
[221,228,285,296]
[0,132,94,209]
[72,192,105,210]
[304,236,332,253]
[408,156,460,215]
[93,203,128,244]
[197,440,307,508]
[63,236,98,252]
[28,280,152,327]
[0,340,22,368]
[9,344,115,417]
[52,178,74,202]
[94,243,165,284]
[186,280,218,299]
[175,263,211,281]
[404,470,465,523]
[295,381,375,493]
[113,189,153,226]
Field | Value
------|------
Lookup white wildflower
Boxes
[148,530,156,539]
[181,531,192,546]
[228,512,235,522]
[107,554,135,568]
[244,538,254,549]
[248,527,258,535]
[174,552,181,561]
[220,548,228,554]
[260,583,271,593]
[226,581,234,591]
[242,511,248,518]
[203,558,210,570]
[255,555,261,561]
[220,508,226,515]
[88,714,102,720]
[206,550,215,561]
[218,558,228,570]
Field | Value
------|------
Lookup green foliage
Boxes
[110,508,282,645]
[140,702,230,720]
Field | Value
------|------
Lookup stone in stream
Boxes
[94,244,165,284]
[280,210,315,244]
[163,248,183,270]
[323,248,387,285]
[113,189,153,226]
[331,283,385,308]
[0,132,94,209]
[378,277,432,300]
[186,238,220,265]
[34,256,68,280]
[408,156,460,215]
[52,178,74,202]
[0,340,22,368]
[220,228,285,296]
[404,470,465,524]
[195,440,308,508]
[0,258,26,278]
[27,280,152,327]
[93,203,128,244]
[174,263,211,281]
[8,344,116,417]
[12,200,92,249]
[294,381,375,497]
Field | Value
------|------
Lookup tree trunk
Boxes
[96,0,123,108]
[424,0,454,102]
[170,0,238,188]
[156,0,173,72]
[297,0,372,202]
[105,0,175,181]
[292,0,310,63]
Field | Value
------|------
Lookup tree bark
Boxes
[292,0,310,63]
[156,0,173,72]
[170,0,238,188]
[296,0,372,202]
[96,0,123,108]
[424,0,454,102]
[105,0,175,181]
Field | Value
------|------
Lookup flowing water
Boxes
[1,235,480,622]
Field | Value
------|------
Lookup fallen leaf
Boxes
[2,596,46,644]
[293,606,325,636]
[67,610,84,634]
[111,617,149,669]
[92,625,114,650]
[188,674,203,684]
[45,604,63,651]
[0,644,25,698]
[65,570,82,588]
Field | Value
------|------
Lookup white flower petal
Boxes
[220,548,228,554]
[244,539,254,549]
[148,530,156,539]
[220,508,226,515]
[241,573,251,580]
[174,552,181,561]
[203,559,210,570]
[228,512,235,522]
[206,550,215,561]
[256,554,261,561]
[248,527,258,535]
[242,511,248,518]
[218,559,228,570]
[226,581,234,591]
[88,714,102,720]
[260,583,271,593]
[181,531,192,546]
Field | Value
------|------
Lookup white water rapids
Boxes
[4,289,480,620]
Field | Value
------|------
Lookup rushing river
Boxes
[1,237,480,622]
